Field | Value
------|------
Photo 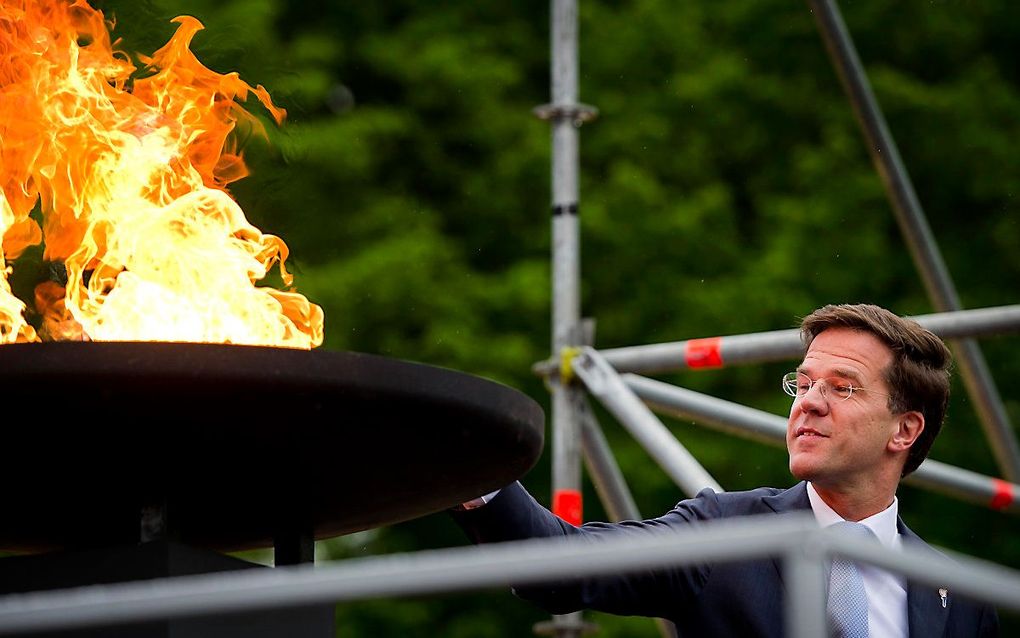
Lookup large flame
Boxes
[0,0,323,347]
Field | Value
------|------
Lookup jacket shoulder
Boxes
[665,483,805,522]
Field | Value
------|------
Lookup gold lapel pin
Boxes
[939,588,948,608]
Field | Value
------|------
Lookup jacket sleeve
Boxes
[450,481,719,619]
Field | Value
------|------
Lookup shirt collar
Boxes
[806,482,900,549]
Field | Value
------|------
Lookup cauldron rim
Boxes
[0,341,545,552]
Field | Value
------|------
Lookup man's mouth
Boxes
[795,426,827,438]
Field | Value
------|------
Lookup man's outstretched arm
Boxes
[451,481,714,619]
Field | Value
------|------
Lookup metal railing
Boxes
[1,514,1018,637]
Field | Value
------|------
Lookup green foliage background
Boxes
[87,0,1020,634]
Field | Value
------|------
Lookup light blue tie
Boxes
[827,521,875,638]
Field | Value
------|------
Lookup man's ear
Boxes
[889,411,924,453]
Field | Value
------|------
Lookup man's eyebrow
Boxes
[796,366,865,385]
[830,368,865,384]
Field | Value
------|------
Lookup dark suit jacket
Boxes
[453,481,999,637]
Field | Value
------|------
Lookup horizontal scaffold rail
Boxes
[2,514,1020,636]
[624,374,1020,515]
[533,305,1020,376]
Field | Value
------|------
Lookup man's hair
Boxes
[800,304,952,476]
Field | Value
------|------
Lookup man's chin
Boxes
[788,457,818,481]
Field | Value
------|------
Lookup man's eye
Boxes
[830,380,854,395]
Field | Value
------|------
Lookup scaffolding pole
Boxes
[808,0,1020,483]
[535,0,598,635]
[624,373,1020,514]
[577,396,679,638]
[578,396,641,522]
[572,347,723,496]
[785,546,830,638]
[533,305,1020,376]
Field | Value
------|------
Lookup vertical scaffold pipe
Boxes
[807,0,1020,482]
[549,0,583,536]
[549,0,581,343]
[535,1,593,637]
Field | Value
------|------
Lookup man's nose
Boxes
[797,381,829,415]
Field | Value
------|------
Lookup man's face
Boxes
[786,327,900,489]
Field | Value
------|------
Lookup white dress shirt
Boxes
[807,482,908,638]
[459,489,501,510]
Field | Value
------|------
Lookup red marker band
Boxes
[685,337,723,369]
[553,489,583,526]
[990,479,1014,510]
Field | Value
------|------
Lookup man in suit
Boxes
[453,303,999,637]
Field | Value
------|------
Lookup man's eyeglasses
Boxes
[781,372,888,402]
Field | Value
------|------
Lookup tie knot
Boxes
[829,520,877,541]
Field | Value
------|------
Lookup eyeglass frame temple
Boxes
[781,372,889,400]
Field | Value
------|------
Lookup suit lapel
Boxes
[900,520,950,638]
[761,486,953,637]
[761,481,813,514]
[761,482,814,590]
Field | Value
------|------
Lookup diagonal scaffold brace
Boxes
[569,346,723,497]
[808,0,1020,483]
[575,393,679,638]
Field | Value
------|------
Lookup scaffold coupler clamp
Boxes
[567,346,613,395]
[556,346,583,388]
[532,102,599,126]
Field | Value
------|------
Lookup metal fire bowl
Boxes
[0,342,544,552]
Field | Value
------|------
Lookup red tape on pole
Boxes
[553,489,583,526]
[685,337,723,369]
[990,479,1014,510]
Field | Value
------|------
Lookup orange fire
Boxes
[0,0,323,348]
